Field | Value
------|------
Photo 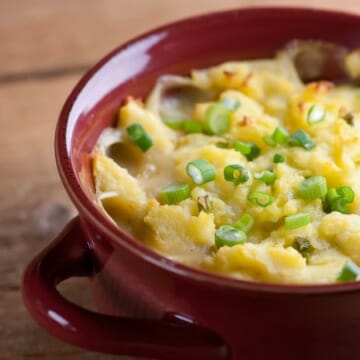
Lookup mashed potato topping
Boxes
[93,43,360,284]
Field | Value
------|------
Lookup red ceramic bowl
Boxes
[22,7,360,360]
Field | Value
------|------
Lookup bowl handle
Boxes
[21,217,229,360]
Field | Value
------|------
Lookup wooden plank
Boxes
[1,0,359,77]
[0,74,121,359]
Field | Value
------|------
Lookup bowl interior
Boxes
[58,7,360,290]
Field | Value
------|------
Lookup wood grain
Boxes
[1,0,360,359]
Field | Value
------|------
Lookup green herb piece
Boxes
[159,183,190,204]
[285,213,311,230]
[126,123,153,152]
[233,214,254,233]
[247,191,273,207]
[297,176,327,200]
[203,104,230,135]
[186,159,216,185]
[223,165,249,185]
[215,225,247,248]
[337,261,360,282]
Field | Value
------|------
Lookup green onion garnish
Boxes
[126,123,153,152]
[273,153,285,163]
[337,260,360,282]
[233,213,254,233]
[197,195,212,212]
[164,118,184,130]
[288,130,316,150]
[186,159,216,185]
[254,170,277,185]
[292,237,314,260]
[223,165,249,185]
[297,176,327,200]
[247,191,273,207]
[159,183,190,204]
[183,120,203,134]
[222,97,241,112]
[330,197,349,214]
[336,186,355,203]
[215,225,247,248]
[285,213,311,230]
[216,140,229,148]
[234,141,260,161]
[272,126,289,145]
[203,104,230,135]
[307,104,327,125]
[263,126,289,147]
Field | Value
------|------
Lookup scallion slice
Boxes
[203,104,230,135]
[307,104,327,125]
[222,97,241,112]
[285,213,311,230]
[216,140,229,149]
[337,261,360,282]
[164,118,184,130]
[330,197,349,214]
[186,159,216,185]
[272,126,289,145]
[159,183,190,204]
[297,176,327,200]
[215,225,247,248]
[183,120,203,134]
[234,141,260,161]
[126,123,153,152]
[254,170,277,185]
[223,165,249,185]
[273,153,285,163]
[288,130,316,150]
[247,191,273,207]
[336,186,355,203]
[234,213,254,233]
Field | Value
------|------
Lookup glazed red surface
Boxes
[22,7,360,360]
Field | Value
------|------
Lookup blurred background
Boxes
[0,0,359,359]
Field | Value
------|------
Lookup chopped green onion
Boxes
[247,191,273,207]
[297,176,327,200]
[273,153,285,163]
[186,159,216,185]
[197,195,212,212]
[330,197,349,214]
[307,104,327,125]
[223,165,249,185]
[336,186,355,203]
[215,225,247,248]
[234,141,260,161]
[337,260,360,282]
[164,118,184,130]
[221,97,241,112]
[263,135,275,147]
[272,126,289,145]
[285,213,311,230]
[263,126,289,147]
[254,170,277,185]
[292,237,314,260]
[216,140,229,148]
[288,130,316,150]
[203,104,230,135]
[183,120,203,134]
[159,183,190,204]
[234,213,254,233]
[126,123,153,152]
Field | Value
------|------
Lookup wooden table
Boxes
[1,1,359,358]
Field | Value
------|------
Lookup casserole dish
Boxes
[22,7,360,360]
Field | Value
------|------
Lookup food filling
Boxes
[92,41,360,284]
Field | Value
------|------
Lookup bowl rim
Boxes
[56,6,360,294]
